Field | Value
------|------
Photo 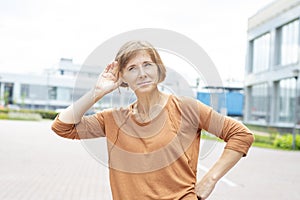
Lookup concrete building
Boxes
[244,0,300,130]
[0,58,90,111]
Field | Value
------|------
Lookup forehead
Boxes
[126,51,153,66]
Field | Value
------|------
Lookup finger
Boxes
[104,63,113,73]
[101,73,109,78]
[111,61,119,74]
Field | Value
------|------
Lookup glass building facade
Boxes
[244,0,300,128]
[252,33,271,73]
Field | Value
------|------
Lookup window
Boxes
[48,86,57,100]
[28,85,47,100]
[277,19,299,66]
[56,87,71,101]
[278,78,296,123]
[250,83,268,122]
[20,84,30,98]
[252,33,270,73]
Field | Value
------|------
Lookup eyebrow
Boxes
[126,60,153,68]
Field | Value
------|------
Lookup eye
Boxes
[127,66,135,71]
[143,62,153,67]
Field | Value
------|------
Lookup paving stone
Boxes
[1,120,300,200]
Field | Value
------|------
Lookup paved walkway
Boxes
[0,120,300,200]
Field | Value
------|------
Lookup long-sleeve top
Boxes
[51,95,254,200]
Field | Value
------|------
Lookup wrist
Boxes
[203,172,219,185]
[90,88,105,103]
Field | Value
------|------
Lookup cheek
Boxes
[121,73,134,84]
[150,68,160,81]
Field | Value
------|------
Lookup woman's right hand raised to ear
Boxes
[57,61,123,124]
[94,61,123,99]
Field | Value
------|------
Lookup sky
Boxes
[0,0,275,82]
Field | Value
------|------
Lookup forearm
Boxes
[195,149,243,199]
[205,149,243,182]
[58,89,106,124]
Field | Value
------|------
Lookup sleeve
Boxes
[51,112,106,139]
[198,101,254,156]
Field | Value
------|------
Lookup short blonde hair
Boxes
[115,40,166,87]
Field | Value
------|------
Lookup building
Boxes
[197,86,244,117]
[0,58,89,111]
[0,58,195,112]
[244,0,300,130]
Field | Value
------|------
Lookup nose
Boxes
[137,66,147,78]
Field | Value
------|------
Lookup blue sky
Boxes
[0,0,274,82]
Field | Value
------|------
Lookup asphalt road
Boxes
[0,120,299,200]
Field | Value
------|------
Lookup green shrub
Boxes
[0,108,9,114]
[17,109,58,120]
[8,112,42,121]
[0,113,8,119]
[35,110,58,120]
[0,108,58,120]
[273,134,300,150]
[253,134,274,145]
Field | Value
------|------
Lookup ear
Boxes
[118,73,128,87]
[120,82,129,87]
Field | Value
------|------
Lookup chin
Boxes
[134,83,157,93]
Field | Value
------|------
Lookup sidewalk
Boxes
[0,120,300,200]
[0,120,111,200]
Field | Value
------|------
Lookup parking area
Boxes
[0,120,300,200]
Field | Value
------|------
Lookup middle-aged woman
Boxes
[51,40,254,200]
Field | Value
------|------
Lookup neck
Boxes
[135,89,162,115]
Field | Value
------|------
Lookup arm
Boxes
[51,62,122,138]
[58,89,103,124]
[58,61,122,124]
[196,102,254,199]
[195,149,243,199]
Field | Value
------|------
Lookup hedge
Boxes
[0,108,58,120]
[273,134,300,150]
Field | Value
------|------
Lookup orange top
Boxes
[51,95,254,200]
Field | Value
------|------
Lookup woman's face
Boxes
[121,51,159,93]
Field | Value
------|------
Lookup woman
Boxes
[51,40,254,199]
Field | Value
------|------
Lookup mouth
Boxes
[137,81,153,86]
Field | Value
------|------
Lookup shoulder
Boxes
[96,106,131,115]
[168,95,202,111]
[167,95,201,118]
[168,94,213,120]
[95,106,131,123]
